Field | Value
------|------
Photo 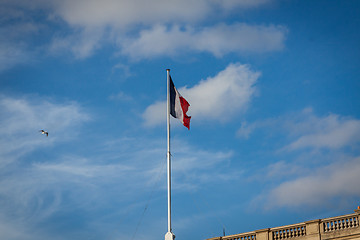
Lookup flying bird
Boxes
[39,130,48,137]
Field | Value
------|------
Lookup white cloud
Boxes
[219,0,271,10]
[1,0,283,65]
[284,113,360,151]
[143,63,260,127]
[51,0,283,59]
[195,23,286,55]
[244,109,360,209]
[238,108,360,151]
[120,23,287,59]
[51,0,206,27]
[49,27,104,59]
[185,63,259,119]
[50,0,271,28]
[2,0,271,29]
[263,157,360,208]
[142,101,166,127]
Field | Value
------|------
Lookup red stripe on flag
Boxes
[179,96,191,130]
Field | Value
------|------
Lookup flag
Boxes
[169,75,191,129]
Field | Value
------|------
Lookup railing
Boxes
[272,224,306,240]
[322,213,359,233]
[207,210,360,240]
[220,231,256,240]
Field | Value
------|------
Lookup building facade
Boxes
[207,208,360,240]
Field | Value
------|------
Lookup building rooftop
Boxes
[207,208,360,240]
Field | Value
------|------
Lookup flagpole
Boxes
[165,69,175,240]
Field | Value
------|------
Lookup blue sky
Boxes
[1,0,360,239]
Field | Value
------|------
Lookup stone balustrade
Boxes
[322,213,359,232]
[214,231,256,240]
[207,209,360,240]
[272,223,306,240]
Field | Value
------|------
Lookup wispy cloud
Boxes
[108,91,133,102]
[0,216,54,240]
[0,43,30,72]
[49,27,105,59]
[1,0,271,29]
[245,108,360,209]
[0,95,90,166]
[219,0,271,10]
[284,114,360,151]
[0,9,42,71]
[171,139,236,190]
[238,108,360,151]
[143,63,260,127]
[49,0,272,27]
[263,157,360,209]
[120,23,287,59]
[0,0,283,67]
[0,113,236,239]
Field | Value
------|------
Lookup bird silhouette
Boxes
[39,130,48,137]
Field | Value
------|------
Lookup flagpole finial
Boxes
[166,69,170,72]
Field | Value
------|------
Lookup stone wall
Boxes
[207,209,360,240]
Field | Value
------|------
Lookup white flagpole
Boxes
[165,69,175,240]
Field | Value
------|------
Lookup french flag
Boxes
[169,76,191,130]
